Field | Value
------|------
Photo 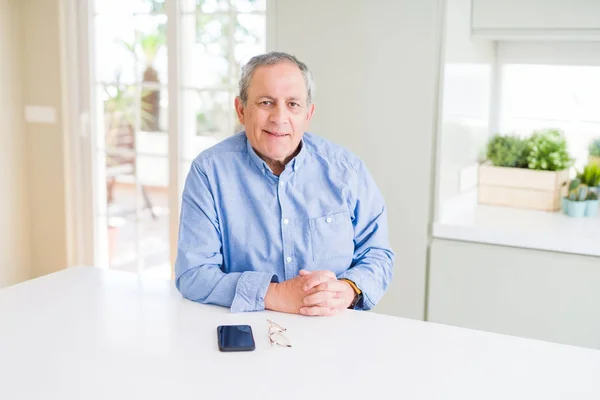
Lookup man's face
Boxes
[235,62,315,166]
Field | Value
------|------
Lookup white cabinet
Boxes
[428,238,600,350]
[471,0,600,40]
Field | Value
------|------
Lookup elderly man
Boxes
[175,51,394,316]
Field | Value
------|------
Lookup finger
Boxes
[315,296,348,310]
[327,297,349,310]
[299,269,311,276]
[303,274,330,291]
[300,306,339,317]
[303,290,334,306]
[303,271,337,291]
[324,270,336,280]
[314,280,348,293]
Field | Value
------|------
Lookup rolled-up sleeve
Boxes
[337,160,395,310]
[174,160,275,312]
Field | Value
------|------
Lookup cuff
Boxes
[337,268,381,310]
[230,271,277,313]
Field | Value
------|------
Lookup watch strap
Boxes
[340,278,362,309]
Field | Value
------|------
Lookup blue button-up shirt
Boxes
[174,132,394,312]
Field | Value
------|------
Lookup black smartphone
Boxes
[217,325,256,352]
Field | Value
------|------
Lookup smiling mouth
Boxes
[264,130,289,137]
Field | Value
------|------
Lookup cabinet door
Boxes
[472,0,600,31]
[428,239,600,350]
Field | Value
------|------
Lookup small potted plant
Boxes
[576,163,600,196]
[479,129,572,211]
[526,128,573,171]
[563,179,588,217]
[589,138,600,166]
[485,134,530,168]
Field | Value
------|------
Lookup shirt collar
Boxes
[244,133,309,175]
[245,133,271,174]
[289,137,308,172]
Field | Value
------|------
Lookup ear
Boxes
[306,103,315,122]
[234,97,245,125]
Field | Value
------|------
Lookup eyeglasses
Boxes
[267,319,291,347]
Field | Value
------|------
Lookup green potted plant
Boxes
[576,163,600,195]
[526,128,573,171]
[562,179,599,217]
[586,190,599,217]
[479,129,572,211]
[485,134,530,168]
[589,138,600,166]
[563,179,588,217]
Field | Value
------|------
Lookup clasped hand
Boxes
[265,269,355,316]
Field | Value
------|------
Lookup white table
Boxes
[1,267,599,399]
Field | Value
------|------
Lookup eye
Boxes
[289,102,300,108]
[260,101,273,106]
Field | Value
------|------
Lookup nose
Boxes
[269,103,289,125]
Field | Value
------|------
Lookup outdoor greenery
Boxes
[104,74,155,144]
[104,0,264,140]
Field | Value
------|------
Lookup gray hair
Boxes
[238,51,315,105]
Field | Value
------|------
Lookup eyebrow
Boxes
[257,96,303,102]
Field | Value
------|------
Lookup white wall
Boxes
[0,0,69,286]
[0,0,32,287]
[270,0,444,319]
[435,0,494,219]
[429,239,600,350]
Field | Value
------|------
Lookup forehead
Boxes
[247,62,308,99]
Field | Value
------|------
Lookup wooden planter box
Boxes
[478,163,569,211]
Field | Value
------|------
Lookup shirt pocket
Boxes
[309,210,354,262]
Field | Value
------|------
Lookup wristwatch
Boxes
[340,278,363,309]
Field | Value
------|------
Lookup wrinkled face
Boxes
[235,62,315,166]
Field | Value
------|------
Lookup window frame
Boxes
[65,0,274,275]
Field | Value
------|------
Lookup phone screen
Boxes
[217,325,256,352]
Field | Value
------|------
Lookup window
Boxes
[432,41,600,256]
[497,42,600,170]
[86,0,266,278]
[179,0,266,164]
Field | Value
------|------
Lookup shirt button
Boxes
[283,218,289,225]
[326,217,332,223]
[286,257,292,263]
